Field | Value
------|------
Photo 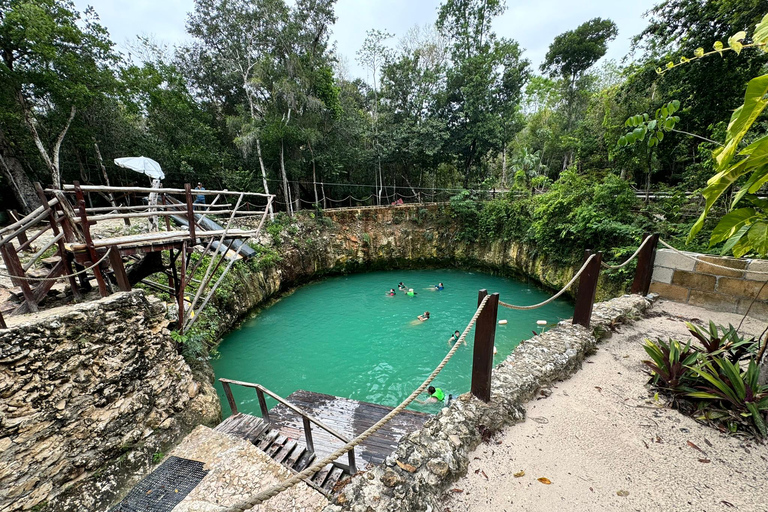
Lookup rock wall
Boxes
[0,291,220,512]
[202,205,622,342]
[325,294,651,512]
[650,248,768,320]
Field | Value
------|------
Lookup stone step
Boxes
[109,425,328,512]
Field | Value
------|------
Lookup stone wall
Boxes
[649,248,768,320]
[0,291,220,512]
[323,294,651,512]
[201,205,622,344]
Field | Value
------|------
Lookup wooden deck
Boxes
[268,390,431,469]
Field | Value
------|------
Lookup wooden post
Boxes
[347,449,357,474]
[471,289,499,403]
[108,249,131,292]
[572,250,603,328]
[185,183,196,244]
[302,416,315,454]
[0,244,37,313]
[34,183,80,299]
[631,233,659,296]
[162,194,171,231]
[256,387,271,423]
[221,380,238,415]
[9,211,32,252]
[73,182,108,297]
[177,242,186,334]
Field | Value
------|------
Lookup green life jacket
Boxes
[431,388,445,401]
[407,290,415,296]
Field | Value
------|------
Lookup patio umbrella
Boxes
[114,156,165,180]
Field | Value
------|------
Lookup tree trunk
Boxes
[17,90,75,189]
[280,140,293,216]
[255,137,274,221]
[501,142,507,186]
[0,130,40,213]
[309,141,319,207]
[93,142,118,209]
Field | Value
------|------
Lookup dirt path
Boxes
[440,300,768,512]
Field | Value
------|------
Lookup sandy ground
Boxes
[440,300,768,512]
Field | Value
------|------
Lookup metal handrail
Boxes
[219,378,357,474]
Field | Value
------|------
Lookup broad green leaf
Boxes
[713,40,724,53]
[618,136,627,147]
[721,224,751,255]
[670,99,680,112]
[711,208,758,244]
[746,402,767,437]
[689,160,755,241]
[713,74,768,170]
[754,13,768,45]
[732,233,753,257]
[664,118,676,130]
[661,106,668,117]
[694,47,705,58]
[648,120,657,130]
[643,113,649,122]
[747,222,768,256]
[648,137,657,148]
[657,131,664,142]
[728,31,746,55]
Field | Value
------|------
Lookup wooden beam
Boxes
[185,183,196,244]
[0,244,37,313]
[572,250,603,328]
[73,182,109,297]
[631,233,659,296]
[34,183,80,299]
[108,248,131,292]
[471,289,499,403]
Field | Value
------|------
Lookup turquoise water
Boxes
[211,269,573,415]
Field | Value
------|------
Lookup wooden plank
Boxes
[323,467,345,492]
[267,390,429,471]
[472,290,499,403]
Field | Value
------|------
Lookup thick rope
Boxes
[600,234,653,270]
[658,238,768,275]
[499,254,596,310]
[221,295,491,511]
[0,248,112,282]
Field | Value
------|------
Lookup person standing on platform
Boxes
[194,182,206,209]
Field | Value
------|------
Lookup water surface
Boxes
[212,269,572,415]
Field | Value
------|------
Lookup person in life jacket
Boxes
[417,385,446,404]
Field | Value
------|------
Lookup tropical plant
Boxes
[686,321,758,363]
[643,337,699,392]
[687,358,768,437]
[685,14,768,257]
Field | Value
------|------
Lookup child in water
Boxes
[387,288,396,296]
[434,282,444,290]
[418,311,430,321]
[407,288,417,297]
[398,282,407,291]
[448,329,465,346]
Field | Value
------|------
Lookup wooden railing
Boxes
[219,378,357,475]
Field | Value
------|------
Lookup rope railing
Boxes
[600,234,655,270]
[658,238,768,275]
[219,294,492,511]
[498,254,597,311]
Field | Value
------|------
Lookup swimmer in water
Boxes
[418,311,430,322]
[416,385,445,404]
[407,288,417,297]
[448,329,465,346]
[387,288,396,296]
[398,282,407,291]
[435,282,444,290]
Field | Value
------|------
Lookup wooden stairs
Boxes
[215,413,348,495]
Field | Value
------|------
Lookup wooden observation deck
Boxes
[0,182,273,332]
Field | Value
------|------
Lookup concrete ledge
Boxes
[650,249,768,320]
[329,294,651,512]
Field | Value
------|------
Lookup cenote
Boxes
[212,269,574,416]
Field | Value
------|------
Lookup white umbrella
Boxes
[114,156,165,180]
